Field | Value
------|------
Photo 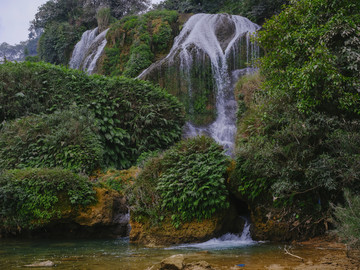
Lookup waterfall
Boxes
[69,27,109,74]
[139,14,260,155]
[168,218,255,250]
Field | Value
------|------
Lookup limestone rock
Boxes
[130,215,224,246]
[75,188,127,226]
[148,256,217,270]
[160,254,185,270]
[24,260,55,267]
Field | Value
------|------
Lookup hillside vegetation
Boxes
[102,10,181,77]
[0,62,185,170]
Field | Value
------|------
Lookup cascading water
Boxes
[139,14,260,155]
[69,27,109,74]
[169,218,256,250]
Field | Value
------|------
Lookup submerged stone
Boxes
[24,260,55,267]
[161,254,185,270]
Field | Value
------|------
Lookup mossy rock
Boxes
[129,214,225,246]
[0,168,129,238]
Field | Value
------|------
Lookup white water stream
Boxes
[69,27,109,74]
[169,219,256,250]
[140,14,260,155]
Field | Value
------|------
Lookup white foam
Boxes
[168,220,256,250]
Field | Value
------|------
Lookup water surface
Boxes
[0,235,341,269]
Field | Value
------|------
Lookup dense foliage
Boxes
[102,10,179,77]
[33,0,150,64]
[333,190,360,249]
[0,62,185,169]
[258,0,360,116]
[129,136,230,227]
[231,0,360,235]
[38,22,86,65]
[0,107,104,174]
[0,168,96,231]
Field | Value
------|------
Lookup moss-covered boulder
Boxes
[130,215,225,246]
[0,168,129,238]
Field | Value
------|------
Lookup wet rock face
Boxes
[73,188,130,238]
[215,14,236,52]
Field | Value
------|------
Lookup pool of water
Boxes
[0,236,271,269]
[0,233,343,270]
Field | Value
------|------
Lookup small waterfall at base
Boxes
[168,218,256,250]
[139,14,260,155]
[69,27,109,74]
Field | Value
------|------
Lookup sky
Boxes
[0,0,162,45]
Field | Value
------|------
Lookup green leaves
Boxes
[0,168,96,230]
[258,0,360,116]
[103,10,179,77]
[0,62,185,170]
[129,136,230,226]
[0,107,104,174]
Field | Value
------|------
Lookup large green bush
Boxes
[0,168,96,231]
[129,136,230,227]
[0,62,185,169]
[0,107,104,174]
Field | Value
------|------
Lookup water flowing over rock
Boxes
[139,14,260,155]
[69,27,109,74]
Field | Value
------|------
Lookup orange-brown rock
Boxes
[75,187,127,226]
[130,215,225,246]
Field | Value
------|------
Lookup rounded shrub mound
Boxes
[129,136,230,227]
[0,168,96,232]
[0,61,185,169]
[0,107,104,174]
